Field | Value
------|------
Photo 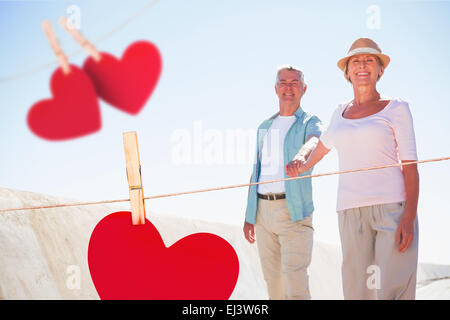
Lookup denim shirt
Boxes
[245,106,323,224]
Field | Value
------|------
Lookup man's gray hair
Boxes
[275,64,306,88]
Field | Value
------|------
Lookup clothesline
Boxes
[0,156,448,213]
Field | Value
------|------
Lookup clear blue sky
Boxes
[0,0,449,264]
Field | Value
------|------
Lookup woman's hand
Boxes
[397,161,419,253]
[396,216,415,253]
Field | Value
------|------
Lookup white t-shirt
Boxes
[320,98,418,211]
[258,115,297,194]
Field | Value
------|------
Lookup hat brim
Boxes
[337,53,390,71]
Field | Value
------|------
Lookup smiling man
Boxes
[243,65,323,300]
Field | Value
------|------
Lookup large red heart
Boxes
[83,41,162,115]
[88,211,239,300]
[27,65,101,141]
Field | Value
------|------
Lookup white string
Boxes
[0,156,448,213]
[0,0,159,83]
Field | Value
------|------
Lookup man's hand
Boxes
[285,157,307,178]
[396,216,415,253]
[243,222,256,244]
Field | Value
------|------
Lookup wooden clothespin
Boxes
[123,131,146,225]
[42,20,71,74]
[58,16,102,62]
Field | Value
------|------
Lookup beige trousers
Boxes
[255,198,313,300]
[338,201,419,300]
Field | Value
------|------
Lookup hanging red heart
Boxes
[88,211,239,300]
[83,41,162,115]
[27,65,101,141]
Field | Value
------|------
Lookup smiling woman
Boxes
[339,38,390,84]
[286,37,420,300]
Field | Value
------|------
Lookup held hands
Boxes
[285,156,307,178]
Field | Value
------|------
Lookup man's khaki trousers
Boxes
[255,198,313,300]
[338,201,419,300]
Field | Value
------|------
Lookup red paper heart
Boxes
[83,41,162,115]
[27,65,101,141]
[88,211,239,300]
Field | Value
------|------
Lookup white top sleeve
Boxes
[389,100,418,160]
[319,104,343,150]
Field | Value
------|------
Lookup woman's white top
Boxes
[320,98,418,211]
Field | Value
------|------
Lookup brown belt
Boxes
[257,193,286,201]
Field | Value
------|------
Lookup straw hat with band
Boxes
[337,38,390,76]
